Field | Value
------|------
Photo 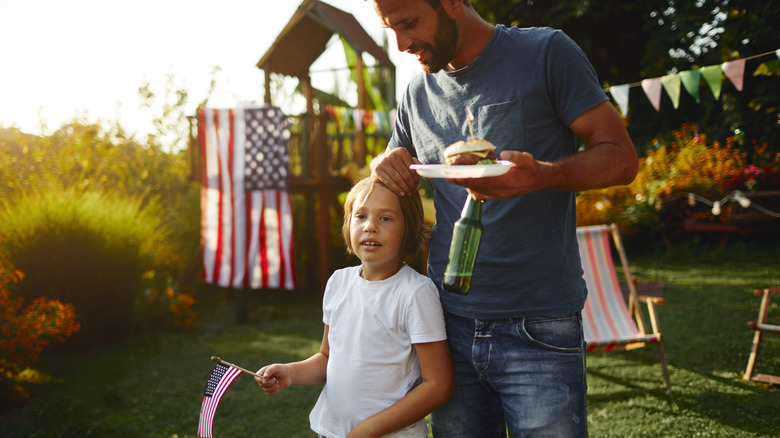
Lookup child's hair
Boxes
[342,175,428,264]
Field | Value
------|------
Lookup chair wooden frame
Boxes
[744,287,780,385]
[577,224,672,394]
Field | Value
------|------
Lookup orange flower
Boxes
[577,124,746,233]
[0,241,80,403]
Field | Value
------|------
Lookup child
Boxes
[256,176,453,438]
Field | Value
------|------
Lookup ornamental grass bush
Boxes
[0,190,174,348]
[1,122,202,340]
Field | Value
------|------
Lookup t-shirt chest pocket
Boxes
[476,100,525,154]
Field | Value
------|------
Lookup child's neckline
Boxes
[359,263,405,282]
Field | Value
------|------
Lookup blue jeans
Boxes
[431,312,587,437]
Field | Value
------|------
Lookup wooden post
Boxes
[298,73,317,292]
[264,68,272,105]
[355,52,366,166]
[305,190,316,291]
[303,74,316,179]
[317,111,331,294]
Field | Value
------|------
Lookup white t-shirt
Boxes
[309,265,447,438]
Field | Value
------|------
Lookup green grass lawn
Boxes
[2,244,779,437]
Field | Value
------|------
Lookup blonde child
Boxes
[256,176,453,438]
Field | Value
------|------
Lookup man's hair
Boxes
[342,175,428,264]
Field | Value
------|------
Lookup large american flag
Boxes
[197,363,242,437]
[198,105,297,289]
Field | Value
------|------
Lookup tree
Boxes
[470,0,780,152]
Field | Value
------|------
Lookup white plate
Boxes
[410,161,514,178]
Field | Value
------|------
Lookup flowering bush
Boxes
[1,122,202,340]
[577,123,747,233]
[0,190,194,345]
[0,238,80,404]
[727,143,780,192]
[137,284,197,329]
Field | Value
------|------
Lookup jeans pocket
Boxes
[517,313,583,353]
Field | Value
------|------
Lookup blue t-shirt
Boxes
[388,26,607,318]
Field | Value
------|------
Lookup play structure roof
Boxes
[257,0,393,77]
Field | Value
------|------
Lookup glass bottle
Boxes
[442,195,483,294]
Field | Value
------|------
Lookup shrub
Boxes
[136,284,198,329]
[0,122,201,288]
[0,122,191,204]
[0,190,174,346]
[0,238,79,404]
[0,122,201,337]
[577,123,747,235]
[727,142,780,192]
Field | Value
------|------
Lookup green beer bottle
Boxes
[442,195,483,294]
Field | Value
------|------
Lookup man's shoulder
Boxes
[497,25,562,45]
[404,70,428,93]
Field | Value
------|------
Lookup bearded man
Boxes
[371,1,638,436]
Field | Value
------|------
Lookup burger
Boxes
[443,139,497,166]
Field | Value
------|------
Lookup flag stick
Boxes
[211,356,263,380]
[465,105,476,141]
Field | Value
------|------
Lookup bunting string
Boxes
[656,190,780,219]
[605,49,780,114]
[325,105,397,134]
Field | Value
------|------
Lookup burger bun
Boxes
[443,139,496,158]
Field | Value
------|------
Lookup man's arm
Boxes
[451,101,639,200]
[552,100,639,190]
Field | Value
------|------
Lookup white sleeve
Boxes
[405,282,447,344]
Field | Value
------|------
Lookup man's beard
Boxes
[412,8,459,73]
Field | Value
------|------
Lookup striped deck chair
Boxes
[577,224,671,394]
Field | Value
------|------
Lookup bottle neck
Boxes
[461,195,483,220]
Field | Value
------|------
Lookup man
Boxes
[370,0,638,436]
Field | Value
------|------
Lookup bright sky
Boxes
[0,0,420,140]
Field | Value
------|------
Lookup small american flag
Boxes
[198,363,242,437]
[198,105,298,290]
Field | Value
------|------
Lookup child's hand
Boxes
[255,364,290,396]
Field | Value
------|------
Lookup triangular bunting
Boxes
[661,74,681,109]
[641,78,663,112]
[722,58,746,91]
[609,84,630,116]
[753,60,780,77]
[679,69,701,103]
[700,65,723,100]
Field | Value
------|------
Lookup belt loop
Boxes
[474,318,494,337]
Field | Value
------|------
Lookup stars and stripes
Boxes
[197,363,242,437]
[198,105,298,290]
[243,106,289,191]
